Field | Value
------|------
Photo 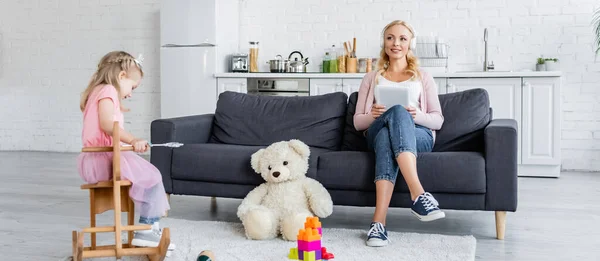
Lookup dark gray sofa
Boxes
[150,88,518,239]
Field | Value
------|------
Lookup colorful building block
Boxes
[289,217,334,260]
[289,248,298,259]
[303,250,317,261]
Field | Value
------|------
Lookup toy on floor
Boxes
[197,250,215,261]
[288,217,334,260]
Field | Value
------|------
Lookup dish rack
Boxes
[413,42,449,71]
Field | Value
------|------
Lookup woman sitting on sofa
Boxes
[353,20,445,247]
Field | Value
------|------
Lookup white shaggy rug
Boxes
[75,218,476,261]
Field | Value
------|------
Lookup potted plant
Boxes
[536,57,546,71]
[544,58,559,71]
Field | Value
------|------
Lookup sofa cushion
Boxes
[210,91,348,151]
[341,92,369,151]
[316,151,486,194]
[171,143,332,185]
[433,88,491,152]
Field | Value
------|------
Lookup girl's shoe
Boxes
[132,226,176,251]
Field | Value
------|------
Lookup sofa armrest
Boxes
[150,114,214,194]
[484,119,518,212]
[151,114,215,144]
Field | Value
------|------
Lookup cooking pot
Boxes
[287,51,309,73]
[267,55,287,73]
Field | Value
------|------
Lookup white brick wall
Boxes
[1,0,600,172]
[0,0,161,152]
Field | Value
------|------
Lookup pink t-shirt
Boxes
[81,84,124,147]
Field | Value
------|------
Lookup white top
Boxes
[375,74,422,111]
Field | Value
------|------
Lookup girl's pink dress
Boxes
[77,84,170,219]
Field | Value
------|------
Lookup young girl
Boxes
[354,20,445,247]
[77,51,174,250]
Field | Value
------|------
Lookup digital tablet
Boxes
[374,85,411,110]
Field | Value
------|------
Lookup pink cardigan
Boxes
[353,68,444,141]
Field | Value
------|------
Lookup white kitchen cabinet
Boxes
[447,78,522,121]
[434,77,447,94]
[446,77,561,177]
[342,78,363,98]
[309,79,343,96]
[217,78,247,98]
[447,78,522,165]
[520,77,561,176]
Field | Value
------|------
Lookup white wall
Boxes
[1,0,600,171]
[0,0,161,152]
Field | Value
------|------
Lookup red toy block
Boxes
[322,247,334,260]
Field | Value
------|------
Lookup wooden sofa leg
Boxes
[210,197,217,212]
[495,211,506,240]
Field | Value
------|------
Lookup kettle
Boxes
[287,51,309,73]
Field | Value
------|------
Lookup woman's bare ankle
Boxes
[372,217,386,225]
[410,189,425,201]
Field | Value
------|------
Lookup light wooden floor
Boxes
[1,151,599,261]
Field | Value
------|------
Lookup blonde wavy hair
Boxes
[79,51,144,112]
[376,20,421,81]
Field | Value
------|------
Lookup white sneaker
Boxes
[132,225,176,251]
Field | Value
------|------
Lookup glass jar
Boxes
[249,41,259,72]
[358,58,368,73]
[371,58,379,71]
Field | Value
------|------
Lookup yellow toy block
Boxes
[303,250,316,261]
[288,247,298,259]
[304,217,322,229]
[297,228,321,242]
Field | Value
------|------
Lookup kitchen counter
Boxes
[215,71,562,78]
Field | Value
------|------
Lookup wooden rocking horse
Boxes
[72,121,170,261]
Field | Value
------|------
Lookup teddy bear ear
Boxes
[250,148,265,174]
[288,139,310,160]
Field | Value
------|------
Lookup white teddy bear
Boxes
[237,139,334,241]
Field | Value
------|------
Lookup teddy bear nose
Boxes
[272,171,280,178]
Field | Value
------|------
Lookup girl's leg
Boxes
[132,184,175,250]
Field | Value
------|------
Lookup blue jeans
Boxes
[366,105,434,184]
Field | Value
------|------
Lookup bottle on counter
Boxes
[328,45,338,73]
[249,41,259,72]
[337,46,346,73]
[323,52,331,73]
